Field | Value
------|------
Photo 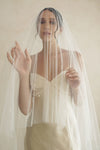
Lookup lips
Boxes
[43,32,51,35]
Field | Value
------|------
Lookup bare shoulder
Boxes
[61,49,69,54]
[74,51,83,62]
[61,49,70,59]
[74,50,82,57]
[62,49,82,57]
[30,54,35,60]
[30,54,35,65]
[62,49,83,70]
[30,51,42,58]
[30,51,42,72]
[30,51,40,61]
[30,54,36,73]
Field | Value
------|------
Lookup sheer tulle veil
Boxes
[0,7,100,150]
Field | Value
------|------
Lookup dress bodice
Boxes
[27,70,75,127]
[29,70,71,100]
[27,71,81,149]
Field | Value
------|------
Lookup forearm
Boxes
[72,88,79,104]
[18,73,32,115]
[70,87,79,105]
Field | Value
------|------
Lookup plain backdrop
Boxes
[0,0,100,147]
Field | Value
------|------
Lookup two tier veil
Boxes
[0,7,100,150]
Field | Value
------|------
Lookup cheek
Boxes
[39,32,43,39]
[51,25,57,32]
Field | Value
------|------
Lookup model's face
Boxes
[38,10,61,42]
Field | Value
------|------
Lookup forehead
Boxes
[40,10,56,19]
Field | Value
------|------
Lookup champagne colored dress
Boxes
[24,71,81,150]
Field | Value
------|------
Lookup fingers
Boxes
[14,47,19,57]
[69,76,80,81]
[66,67,76,73]
[66,71,78,76]
[68,74,79,78]
[65,67,79,80]
[66,67,78,75]
[11,48,14,58]
[7,41,22,65]
[66,74,79,80]
[7,52,13,64]
[11,48,15,58]
[13,41,22,57]
[66,73,80,82]
[15,41,22,56]
[15,41,21,52]
[7,47,18,65]
[24,49,30,60]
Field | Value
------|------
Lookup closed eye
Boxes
[40,21,56,24]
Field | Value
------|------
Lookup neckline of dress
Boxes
[31,70,67,83]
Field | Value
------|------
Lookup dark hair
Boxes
[35,7,63,38]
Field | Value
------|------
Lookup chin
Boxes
[42,37,51,42]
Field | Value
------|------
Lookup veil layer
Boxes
[0,8,100,150]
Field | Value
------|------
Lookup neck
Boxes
[42,39,60,55]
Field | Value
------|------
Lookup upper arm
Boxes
[75,51,84,72]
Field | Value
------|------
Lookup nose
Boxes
[44,21,51,29]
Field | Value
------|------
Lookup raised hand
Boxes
[65,67,81,89]
[7,41,32,76]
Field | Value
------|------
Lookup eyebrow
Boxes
[40,18,56,20]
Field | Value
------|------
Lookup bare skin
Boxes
[31,49,81,88]
[31,49,70,81]
[7,10,82,115]
[7,41,32,115]
[31,48,82,104]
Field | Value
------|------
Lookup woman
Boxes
[6,7,100,150]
